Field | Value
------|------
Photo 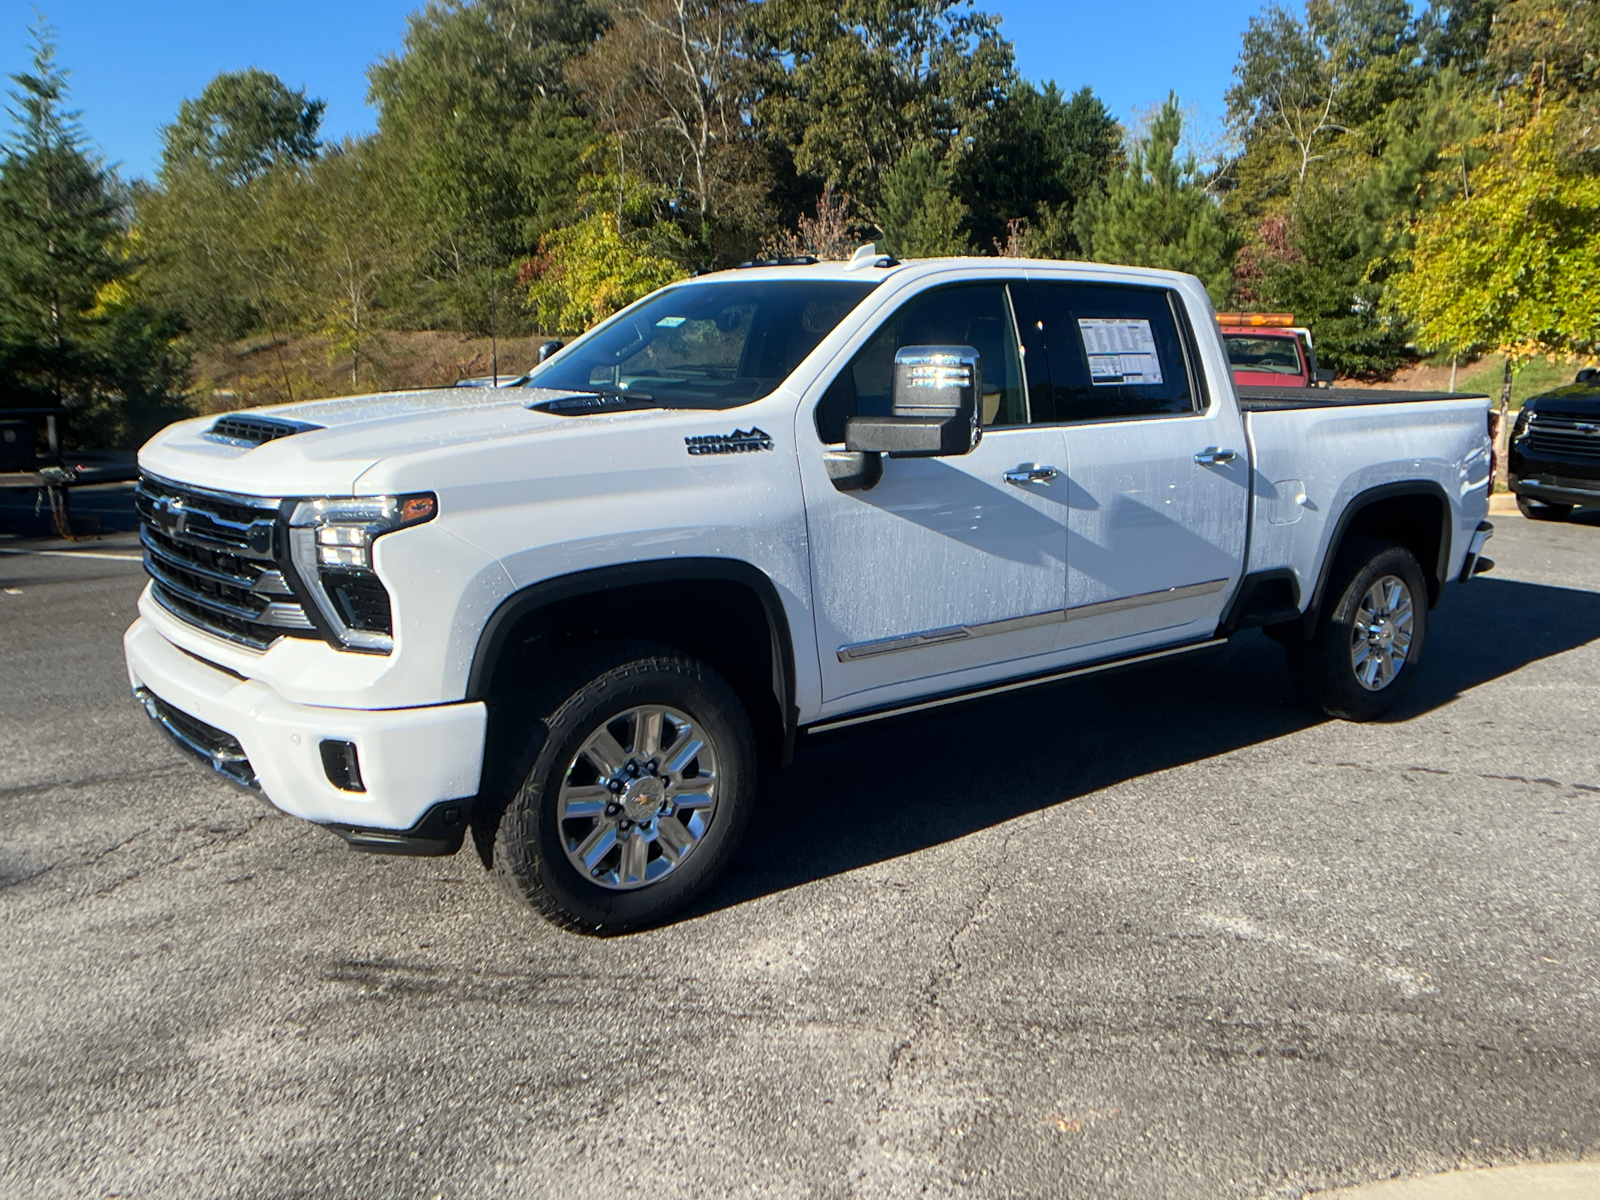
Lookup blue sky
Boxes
[0,0,1266,180]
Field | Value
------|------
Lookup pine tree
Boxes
[0,25,122,409]
[1073,95,1238,305]
[878,145,971,257]
[0,24,188,443]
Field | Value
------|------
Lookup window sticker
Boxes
[655,316,687,327]
[1078,318,1163,386]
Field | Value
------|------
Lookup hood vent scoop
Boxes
[204,415,323,447]
[530,393,655,416]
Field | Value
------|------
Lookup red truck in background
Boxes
[1218,313,1335,388]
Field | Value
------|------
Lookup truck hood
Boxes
[137,387,649,496]
[1526,385,1600,418]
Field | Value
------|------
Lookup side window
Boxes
[1030,282,1201,421]
[815,283,1027,443]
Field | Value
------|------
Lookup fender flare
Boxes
[465,557,799,760]
[1301,479,1453,634]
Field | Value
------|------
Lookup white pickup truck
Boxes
[124,251,1495,932]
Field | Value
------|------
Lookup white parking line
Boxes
[0,548,144,562]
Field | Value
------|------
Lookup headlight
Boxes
[1512,407,1533,440]
[287,494,436,653]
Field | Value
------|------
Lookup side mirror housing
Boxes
[1313,367,1336,387]
[537,339,564,364]
[1576,367,1598,385]
[844,345,981,458]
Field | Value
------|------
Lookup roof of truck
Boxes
[689,254,1200,289]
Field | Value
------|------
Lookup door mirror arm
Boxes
[824,450,883,492]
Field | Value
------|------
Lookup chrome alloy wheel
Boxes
[557,705,719,890]
[1349,574,1415,691]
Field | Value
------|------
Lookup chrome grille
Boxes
[136,473,316,650]
[1525,413,1600,463]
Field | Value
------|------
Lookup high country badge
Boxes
[685,428,775,456]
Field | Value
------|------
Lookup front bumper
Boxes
[1511,473,1600,508]
[124,617,486,841]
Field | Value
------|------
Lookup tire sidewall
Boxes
[499,651,755,933]
[1315,541,1429,720]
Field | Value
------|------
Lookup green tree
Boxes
[160,68,323,184]
[752,0,1012,217]
[1073,95,1238,305]
[523,146,688,331]
[878,143,970,256]
[261,140,408,388]
[0,25,188,444]
[1391,107,1600,369]
[567,0,775,266]
[956,82,1121,255]
[139,69,329,351]
[368,0,607,331]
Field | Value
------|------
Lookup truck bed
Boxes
[1238,385,1489,412]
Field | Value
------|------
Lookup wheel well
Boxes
[472,568,794,771]
[1339,492,1447,606]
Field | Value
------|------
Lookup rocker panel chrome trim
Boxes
[836,577,1230,661]
[810,637,1230,734]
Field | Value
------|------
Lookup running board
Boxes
[804,637,1230,736]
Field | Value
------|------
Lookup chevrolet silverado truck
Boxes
[124,251,1495,932]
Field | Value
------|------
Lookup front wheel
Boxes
[1287,539,1429,721]
[1516,494,1573,521]
[489,643,755,934]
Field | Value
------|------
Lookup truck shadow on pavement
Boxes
[705,575,1600,915]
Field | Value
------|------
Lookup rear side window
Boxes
[1026,282,1202,421]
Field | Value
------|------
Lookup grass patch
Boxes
[1453,355,1592,408]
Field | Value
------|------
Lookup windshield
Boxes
[525,278,882,409]
[1225,334,1304,375]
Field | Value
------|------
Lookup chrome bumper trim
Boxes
[134,685,259,790]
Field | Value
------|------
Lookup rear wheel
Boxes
[488,643,755,934]
[1288,539,1428,721]
[1516,494,1573,521]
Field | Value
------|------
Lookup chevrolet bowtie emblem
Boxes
[151,497,187,536]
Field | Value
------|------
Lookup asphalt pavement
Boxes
[2,506,1597,1199]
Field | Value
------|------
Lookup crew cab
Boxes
[124,251,1494,932]
[1219,312,1332,388]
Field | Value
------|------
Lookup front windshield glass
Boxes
[525,278,881,408]
[1225,334,1304,374]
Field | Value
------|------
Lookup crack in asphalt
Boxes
[865,822,1027,1161]
[1330,761,1600,793]
[884,825,1018,1091]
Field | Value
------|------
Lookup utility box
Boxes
[0,420,36,473]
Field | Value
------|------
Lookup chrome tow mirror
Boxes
[844,345,982,458]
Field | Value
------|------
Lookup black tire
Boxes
[1516,494,1573,521]
[485,641,755,934]
[1287,538,1429,721]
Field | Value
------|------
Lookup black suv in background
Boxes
[1509,368,1600,520]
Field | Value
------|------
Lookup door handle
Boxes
[1004,464,1060,486]
[1194,447,1238,466]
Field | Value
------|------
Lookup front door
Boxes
[1023,277,1249,654]
[803,280,1071,708]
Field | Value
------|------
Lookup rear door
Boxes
[1021,277,1248,654]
